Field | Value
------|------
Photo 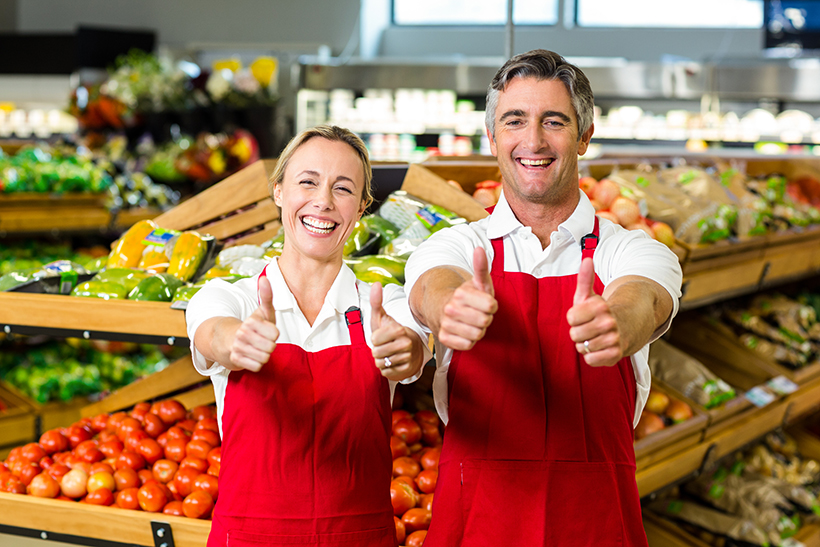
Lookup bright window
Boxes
[576,0,763,28]
[393,0,558,26]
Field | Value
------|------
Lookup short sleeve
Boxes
[185,278,259,375]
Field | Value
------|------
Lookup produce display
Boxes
[717,292,820,370]
[0,399,221,520]
[648,431,820,546]
[0,338,180,404]
[634,388,695,441]
[0,145,179,211]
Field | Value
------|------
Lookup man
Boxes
[405,49,683,546]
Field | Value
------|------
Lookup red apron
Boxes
[425,217,647,547]
[208,268,397,547]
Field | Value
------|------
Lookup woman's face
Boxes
[274,137,366,264]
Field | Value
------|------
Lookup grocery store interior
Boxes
[3,0,820,546]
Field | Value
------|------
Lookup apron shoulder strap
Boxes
[344,306,367,346]
[580,216,600,261]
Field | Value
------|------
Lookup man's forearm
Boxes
[409,266,471,336]
[604,276,674,357]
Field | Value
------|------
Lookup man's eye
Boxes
[506,119,522,126]
[546,120,565,127]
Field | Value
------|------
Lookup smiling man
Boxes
[405,50,683,546]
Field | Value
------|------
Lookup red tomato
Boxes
[394,515,406,545]
[27,473,60,498]
[206,447,221,467]
[194,473,219,500]
[392,410,412,427]
[116,487,140,510]
[194,417,219,434]
[116,451,146,472]
[176,419,196,433]
[138,469,154,485]
[186,440,212,460]
[162,500,184,516]
[156,432,170,448]
[117,418,143,442]
[114,468,140,490]
[65,424,93,448]
[90,413,109,433]
[190,405,215,421]
[419,493,434,511]
[131,402,151,423]
[392,457,421,479]
[390,436,409,459]
[52,452,70,465]
[420,422,442,446]
[86,486,114,506]
[125,430,149,453]
[21,443,47,463]
[393,419,422,445]
[402,508,432,534]
[406,530,427,547]
[87,471,116,493]
[180,457,208,474]
[157,400,187,425]
[39,456,53,469]
[38,430,69,455]
[166,479,183,501]
[420,447,441,471]
[90,462,114,476]
[415,470,438,494]
[191,428,220,447]
[60,469,88,498]
[165,426,191,443]
[47,463,70,482]
[138,482,168,512]
[173,467,200,498]
[207,462,220,477]
[137,438,164,465]
[67,457,91,474]
[413,409,439,428]
[107,412,128,433]
[76,444,104,464]
[164,439,187,463]
[97,430,118,443]
[143,413,167,439]
[183,490,214,519]
[18,462,41,486]
[5,476,26,494]
[152,460,179,484]
[389,479,418,516]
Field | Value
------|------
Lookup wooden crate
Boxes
[0,380,37,457]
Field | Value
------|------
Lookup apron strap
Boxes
[344,306,367,347]
[580,216,600,260]
[490,238,504,274]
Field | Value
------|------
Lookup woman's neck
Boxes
[276,249,343,326]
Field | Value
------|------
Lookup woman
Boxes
[186,125,430,547]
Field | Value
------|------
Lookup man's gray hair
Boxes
[485,49,594,141]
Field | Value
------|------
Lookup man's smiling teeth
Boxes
[302,217,336,234]
[519,158,553,166]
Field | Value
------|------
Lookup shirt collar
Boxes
[486,188,596,246]
[265,257,360,315]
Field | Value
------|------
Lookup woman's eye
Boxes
[335,186,353,194]
[300,179,316,186]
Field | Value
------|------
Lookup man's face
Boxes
[488,77,593,207]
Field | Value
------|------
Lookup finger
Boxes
[370,282,387,333]
[372,337,412,360]
[472,247,493,295]
[440,317,486,344]
[257,275,276,323]
[574,257,596,306]
[375,352,412,370]
[371,320,406,348]
[444,300,495,330]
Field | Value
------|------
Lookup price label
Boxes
[781,538,805,547]
[767,375,799,395]
[745,386,776,408]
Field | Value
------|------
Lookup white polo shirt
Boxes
[404,190,683,427]
[186,257,431,433]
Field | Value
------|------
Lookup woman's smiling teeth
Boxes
[518,158,553,167]
[301,216,337,234]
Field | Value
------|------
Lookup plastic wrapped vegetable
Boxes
[71,280,129,300]
[167,231,210,282]
[359,214,400,248]
[92,268,151,292]
[107,219,158,269]
[648,339,735,409]
[128,273,184,302]
[344,221,379,257]
[215,244,266,268]
[348,255,407,285]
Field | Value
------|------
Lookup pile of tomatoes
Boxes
[0,399,220,520]
[390,408,443,547]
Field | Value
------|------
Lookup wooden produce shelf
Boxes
[0,292,187,345]
[636,440,713,498]
[0,491,210,547]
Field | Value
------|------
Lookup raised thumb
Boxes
[574,257,596,305]
[257,275,276,323]
[370,282,387,332]
[472,247,493,295]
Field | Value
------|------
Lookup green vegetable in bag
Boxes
[128,273,184,302]
[71,280,129,300]
[349,255,407,284]
[93,268,150,292]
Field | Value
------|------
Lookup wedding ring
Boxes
[384,357,393,368]
[583,340,591,354]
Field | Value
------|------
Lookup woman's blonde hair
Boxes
[269,125,373,210]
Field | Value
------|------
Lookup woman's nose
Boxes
[312,184,334,210]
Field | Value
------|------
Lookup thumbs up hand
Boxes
[370,282,421,381]
[438,247,498,351]
[567,257,623,367]
[230,275,280,372]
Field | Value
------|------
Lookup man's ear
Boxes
[578,123,595,156]
[486,125,498,157]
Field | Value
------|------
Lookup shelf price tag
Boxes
[766,375,799,396]
[745,385,777,408]
[781,539,806,547]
